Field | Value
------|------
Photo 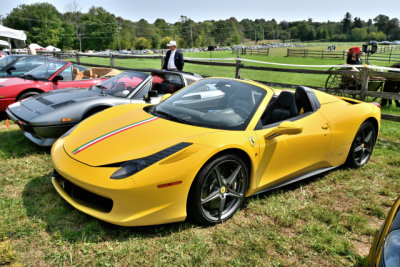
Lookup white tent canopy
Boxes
[29,43,43,50]
[0,25,26,41]
[0,25,27,49]
[45,45,61,52]
[0,40,10,47]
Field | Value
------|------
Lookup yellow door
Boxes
[254,111,331,191]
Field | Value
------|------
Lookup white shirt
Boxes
[167,49,177,69]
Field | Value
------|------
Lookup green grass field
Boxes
[1,119,399,266]
[1,45,399,266]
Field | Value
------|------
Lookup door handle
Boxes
[322,123,329,130]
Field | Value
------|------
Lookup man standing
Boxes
[162,40,184,71]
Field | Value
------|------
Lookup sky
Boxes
[1,0,400,23]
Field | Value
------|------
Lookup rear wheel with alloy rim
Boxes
[346,121,377,168]
[188,154,248,225]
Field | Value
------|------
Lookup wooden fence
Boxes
[287,45,400,63]
[43,51,400,122]
[232,47,269,56]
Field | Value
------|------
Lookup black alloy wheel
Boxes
[346,121,377,168]
[188,154,248,225]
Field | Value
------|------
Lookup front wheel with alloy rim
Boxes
[188,154,248,225]
[346,120,377,168]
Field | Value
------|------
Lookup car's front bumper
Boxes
[6,108,74,147]
[51,138,207,226]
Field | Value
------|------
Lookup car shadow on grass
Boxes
[0,129,49,158]
[22,173,194,243]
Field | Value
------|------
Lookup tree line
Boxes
[3,3,400,51]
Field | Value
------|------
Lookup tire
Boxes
[346,121,377,168]
[17,91,39,101]
[188,154,248,225]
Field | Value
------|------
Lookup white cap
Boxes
[167,40,177,47]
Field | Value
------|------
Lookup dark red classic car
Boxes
[0,60,120,112]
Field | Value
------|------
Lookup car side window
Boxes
[132,82,151,99]
[58,65,73,81]
[164,74,183,86]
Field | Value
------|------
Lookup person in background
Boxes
[381,62,400,107]
[346,46,363,65]
[162,40,184,72]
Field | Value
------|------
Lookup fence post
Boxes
[287,48,289,57]
[161,51,165,69]
[360,67,369,101]
[389,52,392,63]
[235,56,242,79]
[343,50,346,60]
[110,54,115,68]
[76,52,80,64]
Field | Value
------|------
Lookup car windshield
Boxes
[151,79,266,130]
[93,71,150,97]
[0,55,19,69]
[24,61,67,80]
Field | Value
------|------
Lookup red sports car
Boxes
[0,60,120,112]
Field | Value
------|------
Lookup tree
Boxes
[374,14,389,32]
[119,20,136,50]
[80,7,117,51]
[385,18,400,39]
[342,12,352,34]
[5,3,64,47]
[65,0,83,51]
[134,37,151,50]
[160,36,173,48]
[351,27,368,41]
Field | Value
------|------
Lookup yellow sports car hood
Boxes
[63,105,217,166]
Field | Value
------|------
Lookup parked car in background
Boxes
[0,60,120,112]
[6,69,202,146]
[380,41,391,45]
[393,40,400,45]
[0,55,54,78]
[367,197,400,266]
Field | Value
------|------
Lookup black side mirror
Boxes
[6,66,16,74]
[53,75,64,82]
[148,90,158,98]
[143,90,159,102]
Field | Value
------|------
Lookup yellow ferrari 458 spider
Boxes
[51,78,381,226]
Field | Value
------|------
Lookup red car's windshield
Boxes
[24,61,67,80]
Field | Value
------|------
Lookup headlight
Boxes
[383,229,400,267]
[60,123,80,139]
[109,142,192,179]
[110,159,150,179]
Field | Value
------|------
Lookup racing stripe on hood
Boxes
[72,116,158,155]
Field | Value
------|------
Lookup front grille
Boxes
[53,170,113,213]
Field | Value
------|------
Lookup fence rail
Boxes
[41,51,400,122]
[287,45,400,63]
[232,47,269,56]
